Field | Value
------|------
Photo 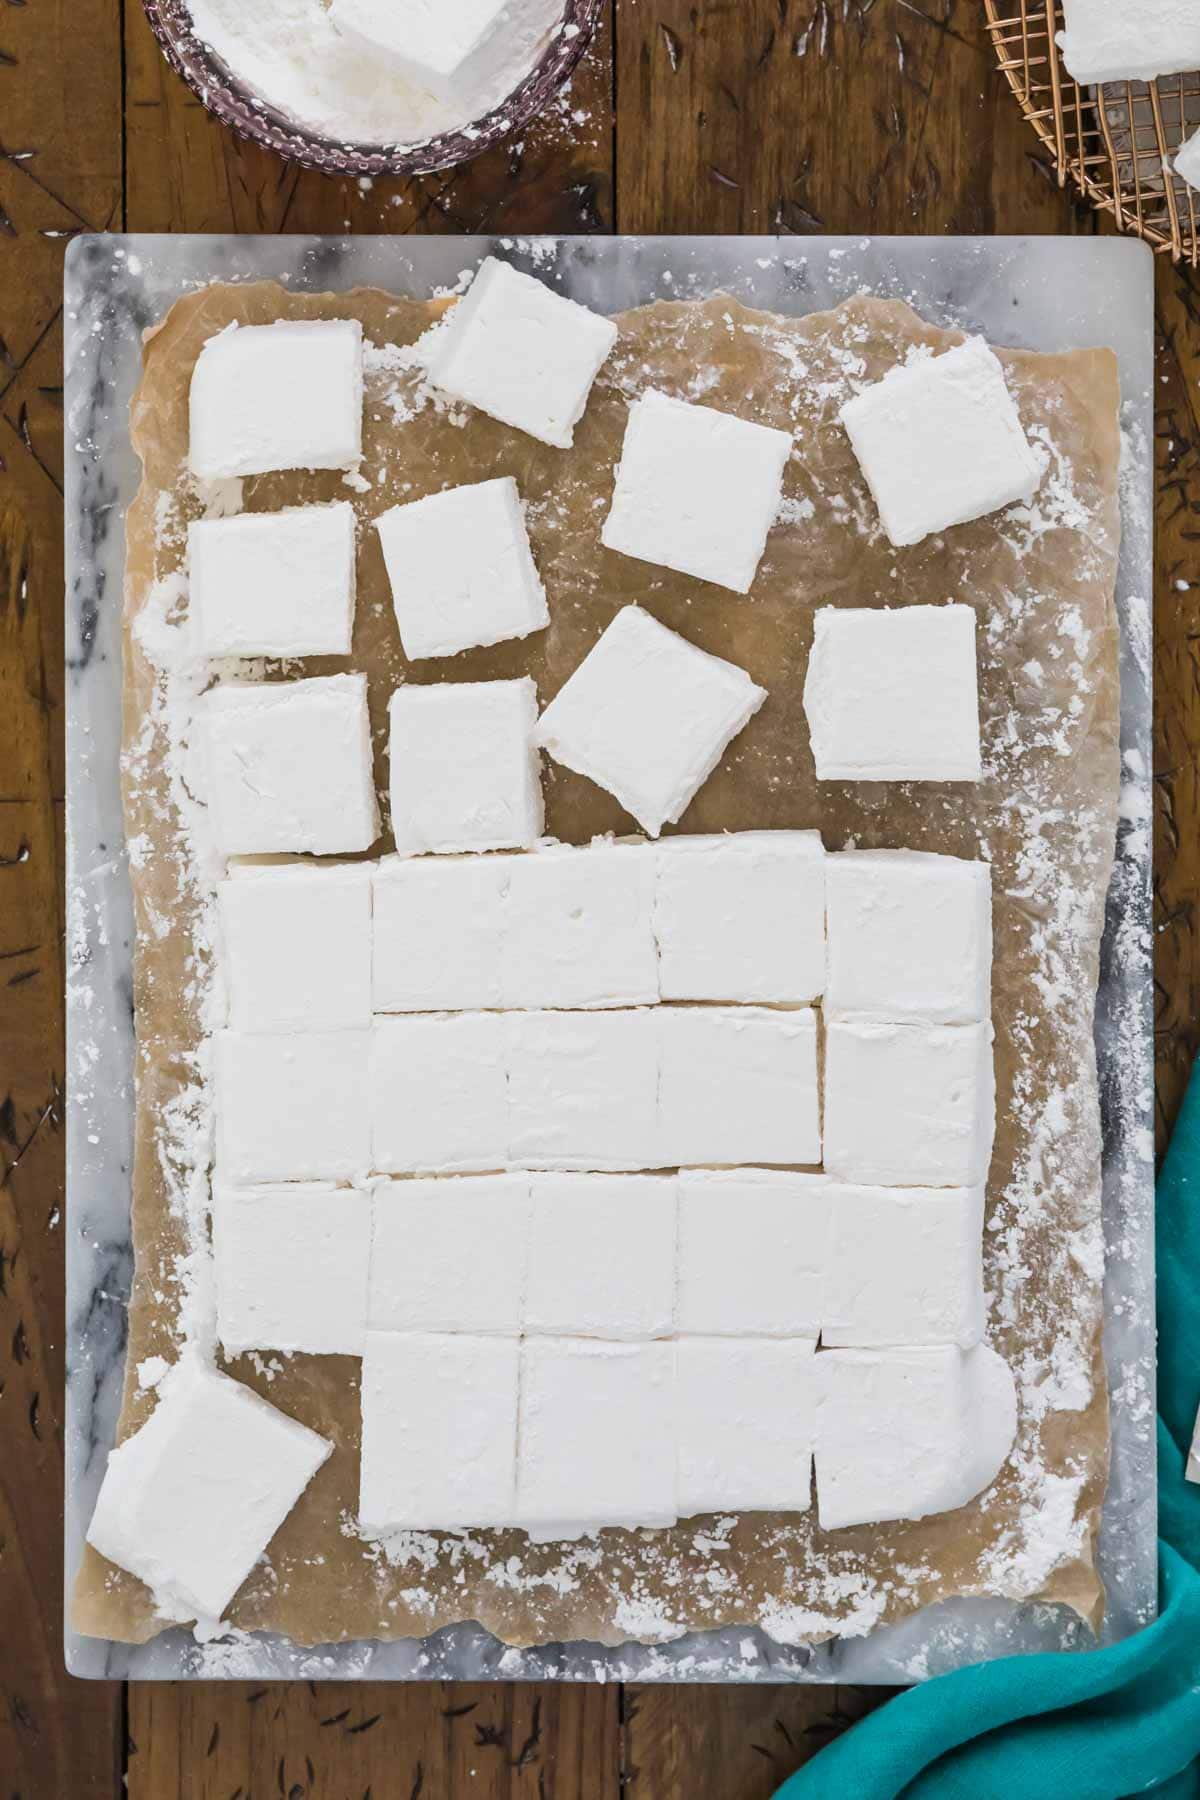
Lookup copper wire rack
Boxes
[984,0,1200,261]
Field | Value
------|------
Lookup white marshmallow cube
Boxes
[654,831,826,1003]
[202,674,379,857]
[1176,126,1200,195]
[370,1014,508,1174]
[657,1007,821,1169]
[372,854,507,1012]
[1057,0,1200,85]
[189,319,363,481]
[535,606,767,837]
[506,1010,660,1172]
[501,841,659,1009]
[87,1357,331,1622]
[677,1338,818,1518]
[375,477,549,661]
[822,1185,986,1350]
[676,1170,829,1338]
[601,389,792,593]
[425,257,618,450]
[330,0,552,106]
[219,862,372,1034]
[804,606,981,783]
[524,1174,677,1339]
[215,1029,372,1183]
[213,1182,371,1357]
[823,1019,995,1188]
[839,337,1039,548]
[369,1174,531,1336]
[388,678,543,856]
[188,503,356,660]
[825,850,992,1025]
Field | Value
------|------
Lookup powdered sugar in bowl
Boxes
[141,0,602,177]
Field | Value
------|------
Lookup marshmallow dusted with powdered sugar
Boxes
[219,862,372,1034]
[372,854,508,1012]
[822,1185,987,1350]
[825,849,992,1024]
[189,503,357,660]
[369,1174,532,1336]
[677,1338,818,1518]
[388,678,544,856]
[213,1182,372,1357]
[371,1013,508,1175]
[330,0,560,107]
[500,840,659,1010]
[524,1174,678,1340]
[654,830,826,1003]
[823,1019,995,1188]
[216,1028,372,1183]
[1057,0,1200,85]
[189,319,363,480]
[657,1006,822,1169]
[676,1171,830,1339]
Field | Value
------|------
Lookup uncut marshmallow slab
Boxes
[214,1182,371,1357]
[202,675,379,857]
[359,1332,518,1532]
[839,337,1039,548]
[676,1171,829,1338]
[372,854,507,1011]
[371,1014,508,1174]
[677,1338,818,1518]
[501,841,658,1009]
[804,606,981,783]
[216,1029,371,1183]
[657,1007,821,1169]
[188,503,356,659]
[389,678,543,855]
[330,0,553,106]
[535,606,767,837]
[815,1344,1017,1531]
[524,1175,677,1339]
[825,850,992,1024]
[376,477,548,661]
[602,389,793,593]
[506,1010,659,1171]
[516,1338,677,1536]
[654,831,826,1003]
[823,1019,995,1188]
[1057,0,1200,86]
[219,863,372,1034]
[425,257,619,450]
[189,320,363,481]
[87,1357,331,1622]
[823,1185,986,1350]
[369,1174,531,1335]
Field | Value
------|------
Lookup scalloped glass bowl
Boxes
[141,0,603,177]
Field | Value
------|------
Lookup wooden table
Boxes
[1,3,1193,1794]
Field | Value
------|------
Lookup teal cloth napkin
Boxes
[775,1062,1200,1800]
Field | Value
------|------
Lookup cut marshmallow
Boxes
[219,862,372,1034]
[425,256,618,449]
[804,606,981,783]
[359,1331,519,1532]
[654,831,826,1003]
[601,389,793,593]
[825,850,992,1024]
[1176,125,1200,195]
[215,1028,372,1183]
[375,477,548,661]
[370,1013,508,1174]
[201,674,379,857]
[822,1185,986,1350]
[814,1344,1017,1531]
[657,1007,821,1169]
[330,0,557,107]
[501,841,659,1009]
[677,1338,818,1518]
[213,1181,371,1357]
[535,606,767,837]
[372,854,507,1012]
[368,1174,531,1335]
[676,1170,829,1338]
[388,678,544,856]
[506,1009,660,1172]
[1057,0,1200,86]
[86,1356,331,1622]
[823,1019,995,1188]
[189,320,363,481]
[188,503,356,660]
[524,1174,677,1339]
[839,337,1040,548]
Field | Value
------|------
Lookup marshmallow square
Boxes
[425,257,618,450]
[657,1007,821,1169]
[814,1344,1017,1531]
[823,1019,995,1188]
[535,606,767,837]
[506,1010,660,1172]
[1057,0,1200,85]
[213,1181,371,1356]
[202,674,379,857]
[804,606,981,783]
[676,1171,829,1338]
[375,477,549,661]
[370,1014,508,1174]
[524,1174,677,1339]
[825,850,992,1024]
[839,338,1039,547]
[677,1338,818,1518]
[822,1185,986,1350]
[369,1174,531,1335]
[654,831,826,1003]
[388,678,544,856]
[501,842,659,1009]
[330,0,535,105]
[219,863,372,1034]
[87,1358,331,1622]
[189,319,363,481]
[188,503,356,660]
[1177,126,1200,195]
[215,1029,372,1183]
[372,854,507,1011]
[601,389,793,593]
[516,1338,677,1535]
[359,1331,519,1532]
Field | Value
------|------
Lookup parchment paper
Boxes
[73,280,1122,1651]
